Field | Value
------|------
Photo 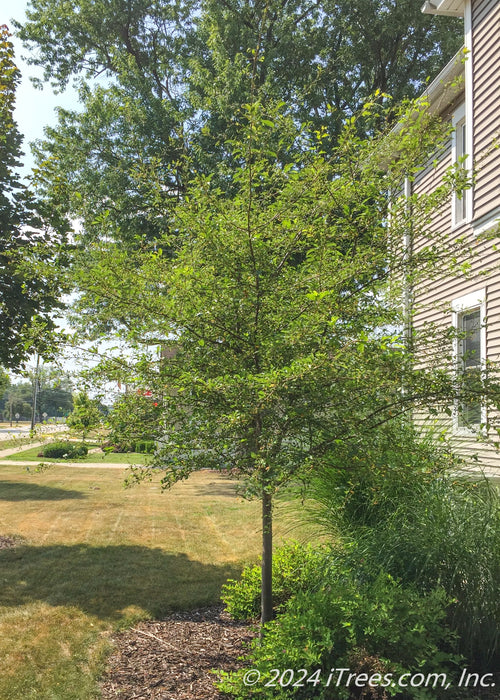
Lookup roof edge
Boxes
[422,0,465,17]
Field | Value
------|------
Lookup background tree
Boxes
[0,368,74,422]
[66,391,103,439]
[2,382,33,422]
[0,25,66,368]
[0,368,10,418]
[36,366,74,419]
[105,390,162,452]
[16,0,462,253]
[189,0,463,157]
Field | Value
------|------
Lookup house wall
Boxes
[471,0,500,223]
[411,0,500,472]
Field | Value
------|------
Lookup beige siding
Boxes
[396,0,500,471]
[472,0,500,222]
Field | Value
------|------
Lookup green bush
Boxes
[304,424,500,670]
[101,440,134,453]
[41,441,89,459]
[135,440,155,454]
[219,569,461,699]
[354,475,500,671]
[221,541,330,620]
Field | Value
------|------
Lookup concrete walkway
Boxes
[0,458,130,469]
[0,441,144,469]
[0,441,45,459]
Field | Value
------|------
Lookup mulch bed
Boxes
[100,605,257,699]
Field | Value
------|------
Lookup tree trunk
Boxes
[261,488,273,630]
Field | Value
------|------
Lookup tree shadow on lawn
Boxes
[193,478,240,498]
[0,480,86,501]
[0,543,241,621]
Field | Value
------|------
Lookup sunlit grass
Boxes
[0,466,289,699]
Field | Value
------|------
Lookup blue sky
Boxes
[0,0,80,176]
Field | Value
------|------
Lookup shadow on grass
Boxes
[0,543,241,621]
[0,481,86,501]
[193,478,239,498]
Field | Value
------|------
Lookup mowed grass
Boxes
[2,444,149,464]
[0,465,287,700]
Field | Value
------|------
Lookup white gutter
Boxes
[388,48,465,143]
[421,48,465,115]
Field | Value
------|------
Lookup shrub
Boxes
[354,475,500,671]
[219,569,461,699]
[40,441,89,459]
[304,423,500,670]
[101,440,135,453]
[135,440,155,454]
[221,541,330,621]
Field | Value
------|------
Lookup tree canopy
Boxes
[0,366,74,421]
[0,25,66,368]
[17,0,463,248]
[12,1,476,626]
[70,99,484,623]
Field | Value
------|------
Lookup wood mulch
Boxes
[100,606,256,699]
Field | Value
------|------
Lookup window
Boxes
[452,102,470,226]
[452,290,486,431]
[457,308,481,426]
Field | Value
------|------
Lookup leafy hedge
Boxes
[102,439,155,454]
[40,441,88,459]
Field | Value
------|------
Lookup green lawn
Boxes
[2,444,150,464]
[0,465,294,700]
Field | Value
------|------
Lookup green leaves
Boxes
[66,391,103,438]
[18,0,463,256]
[69,100,465,498]
[0,26,66,368]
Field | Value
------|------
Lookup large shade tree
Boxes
[16,0,463,248]
[0,25,66,368]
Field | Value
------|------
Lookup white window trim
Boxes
[451,288,486,434]
[451,102,473,228]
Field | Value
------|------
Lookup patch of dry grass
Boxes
[0,466,289,699]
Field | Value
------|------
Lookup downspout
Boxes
[403,176,414,355]
[464,0,474,222]
[401,176,414,418]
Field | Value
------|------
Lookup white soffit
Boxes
[421,0,465,17]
